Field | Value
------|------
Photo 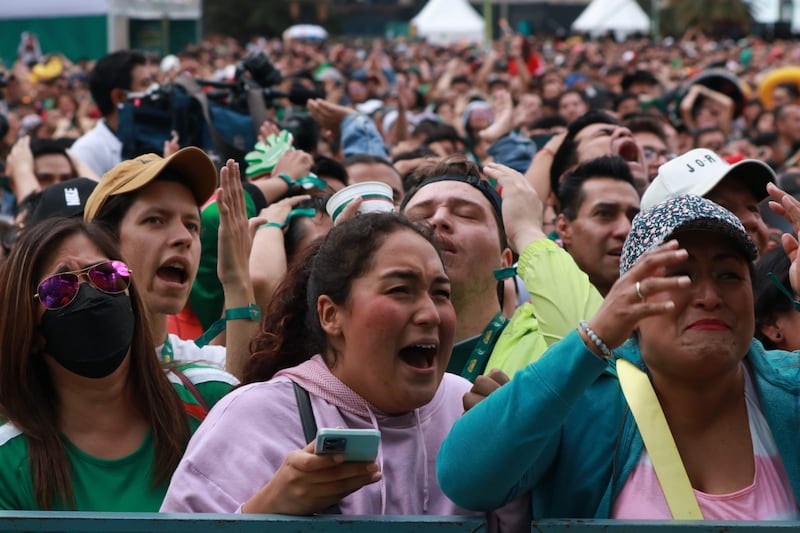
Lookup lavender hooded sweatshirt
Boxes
[160,355,479,516]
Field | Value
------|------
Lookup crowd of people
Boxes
[1,22,800,529]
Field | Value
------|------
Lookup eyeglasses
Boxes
[642,146,675,162]
[34,260,132,310]
[767,272,800,312]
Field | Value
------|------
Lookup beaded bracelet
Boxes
[579,320,613,359]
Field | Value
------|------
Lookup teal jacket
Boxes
[436,329,800,518]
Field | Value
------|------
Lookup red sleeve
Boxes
[527,54,540,75]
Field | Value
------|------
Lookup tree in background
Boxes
[660,0,753,38]
[203,0,293,42]
[204,0,342,42]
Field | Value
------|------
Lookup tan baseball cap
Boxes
[84,147,217,221]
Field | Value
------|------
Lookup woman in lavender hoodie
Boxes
[160,213,476,516]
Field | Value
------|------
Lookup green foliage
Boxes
[202,0,344,44]
[661,0,754,37]
[203,0,294,41]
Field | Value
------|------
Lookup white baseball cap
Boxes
[641,148,775,210]
[160,54,180,73]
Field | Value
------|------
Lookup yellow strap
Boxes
[616,358,704,520]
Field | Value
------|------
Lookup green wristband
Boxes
[277,173,294,186]
[258,222,284,231]
[284,208,316,225]
[294,174,328,190]
[194,304,262,348]
[225,304,262,322]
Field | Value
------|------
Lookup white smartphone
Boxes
[314,428,380,462]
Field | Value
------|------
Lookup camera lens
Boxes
[322,438,346,453]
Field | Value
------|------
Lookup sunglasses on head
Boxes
[34,260,132,310]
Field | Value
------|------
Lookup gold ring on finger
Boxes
[635,281,645,301]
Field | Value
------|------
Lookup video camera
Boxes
[196,52,285,113]
[118,52,317,169]
[202,52,319,112]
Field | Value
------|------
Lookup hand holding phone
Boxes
[314,428,380,462]
[242,437,382,515]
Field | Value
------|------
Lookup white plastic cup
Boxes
[326,181,394,223]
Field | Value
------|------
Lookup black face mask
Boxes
[40,284,135,379]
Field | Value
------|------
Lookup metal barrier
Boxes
[0,513,483,532]
[0,513,797,532]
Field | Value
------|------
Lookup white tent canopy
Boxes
[751,0,800,33]
[571,0,651,40]
[411,0,484,46]
[284,24,329,41]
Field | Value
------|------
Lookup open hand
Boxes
[768,182,800,295]
[585,241,691,353]
[483,162,545,252]
[216,160,251,289]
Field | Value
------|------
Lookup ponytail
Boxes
[244,240,326,383]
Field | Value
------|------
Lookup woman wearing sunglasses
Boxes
[0,217,235,511]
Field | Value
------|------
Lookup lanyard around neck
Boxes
[161,334,174,363]
[460,311,508,382]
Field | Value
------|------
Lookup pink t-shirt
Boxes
[612,368,799,520]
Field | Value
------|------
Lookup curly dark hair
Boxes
[243,213,438,383]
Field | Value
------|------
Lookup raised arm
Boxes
[248,194,311,311]
[438,241,691,511]
[6,136,40,203]
[215,160,259,379]
[768,182,800,296]
[482,163,602,377]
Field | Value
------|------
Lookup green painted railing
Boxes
[0,513,797,532]
[0,513,480,532]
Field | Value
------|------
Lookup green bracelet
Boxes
[258,222,284,231]
[195,304,263,348]
[277,173,294,186]
[277,172,327,191]
[225,304,262,322]
[294,174,328,190]
[285,208,316,224]
[257,209,317,233]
